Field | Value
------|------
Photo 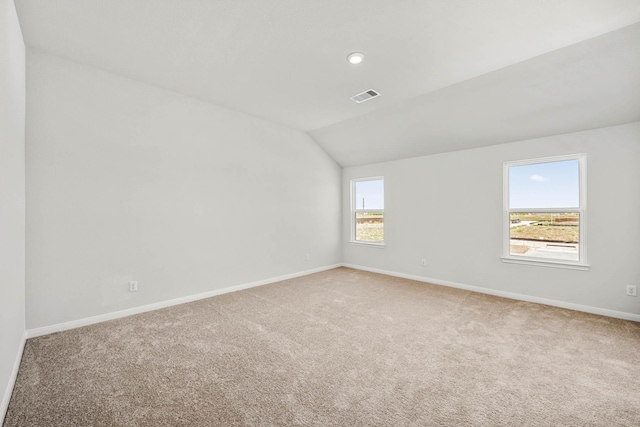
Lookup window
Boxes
[502,154,587,270]
[351,177,384,245]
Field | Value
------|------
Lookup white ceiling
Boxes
[313,24,640,165]
[15,0,640,166]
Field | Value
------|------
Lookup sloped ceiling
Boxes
[312,24,640,165]
[15,0,640,166]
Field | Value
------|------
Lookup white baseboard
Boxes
[24,262,640,339]
[342,263,640,322]
[26,264,341,339]
[1,331,26,422]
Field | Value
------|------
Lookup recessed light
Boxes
[347,52,365,65]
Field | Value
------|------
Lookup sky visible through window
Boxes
[355,179,384,210]
[509,159,579,209]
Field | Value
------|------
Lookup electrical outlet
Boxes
[627,285,637,297]
[129,281,138,292]
[421,258,427,267]
[305,253,310,261]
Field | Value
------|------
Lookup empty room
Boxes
[2,0,640,425]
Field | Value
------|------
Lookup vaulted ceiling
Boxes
[15,0,640,166]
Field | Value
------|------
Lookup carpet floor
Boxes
[4,267,640,426]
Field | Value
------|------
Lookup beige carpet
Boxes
[4,267,640,426]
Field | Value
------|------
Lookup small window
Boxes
[351,178,384,245]
[503,154,587,269]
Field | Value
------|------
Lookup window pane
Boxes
[355,212,384,242]
[509,212,579,261]
[355,179,384,210]
[509,159,579,209]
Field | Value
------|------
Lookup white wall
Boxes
[26,51,341,330]
[0,0,25,417]
[343,122,640,316]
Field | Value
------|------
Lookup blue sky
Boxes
[355,179,384,210]
[509,159,579,209]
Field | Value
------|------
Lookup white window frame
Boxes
[350,177,385,247]
[501,154,589,270]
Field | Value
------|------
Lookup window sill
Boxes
[501,256,590,271]
[348,241,386,249]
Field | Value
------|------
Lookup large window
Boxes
[503,154,587,269]
[351,177,384,245]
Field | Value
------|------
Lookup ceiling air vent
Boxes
[350,89,380,103]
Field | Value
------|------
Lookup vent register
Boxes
[350,89,380,103]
